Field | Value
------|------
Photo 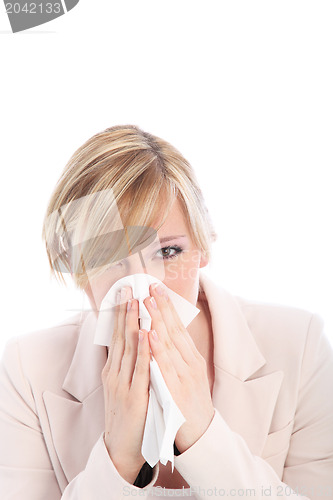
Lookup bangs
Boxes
[48,165,177,286]
[82,177,177,282]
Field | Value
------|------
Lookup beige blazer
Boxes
[0,271,332,499]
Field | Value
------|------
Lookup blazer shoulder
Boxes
[12,312,83,349]
[236,294,322,331]
[1,313,84,387]
[234,295,325,363]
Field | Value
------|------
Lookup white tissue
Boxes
[93,273,200,469]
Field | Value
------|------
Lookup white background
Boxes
[0,1,332,356]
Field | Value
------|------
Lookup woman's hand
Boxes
[102,287,151,484]
[143,284,215,454]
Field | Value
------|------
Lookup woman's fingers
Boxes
[148,328,183,384]
[108,287,132,376]
[144,284,198,367]
[131,329,151,394]
[102,287,151,478]
[159,286,199,354]
[119,297,141,385]
[102,291,121,381]
[142,304,188,384]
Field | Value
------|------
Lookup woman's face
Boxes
[83,198,208,310]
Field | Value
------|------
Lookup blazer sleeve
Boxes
[0,339,159,499]
[174,314,333,500]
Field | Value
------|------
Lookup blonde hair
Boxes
[42,125,217,289]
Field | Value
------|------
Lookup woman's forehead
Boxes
[153,198,189,235]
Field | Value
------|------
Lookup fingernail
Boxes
[150,297,157,309]
[151,329,158,341]
[139,330,144,341]
[152,283,168,301]
[152,283,164,296]
[116,291,121,305]
[127,299,132,312]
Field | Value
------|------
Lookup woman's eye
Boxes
[157,245,183,260]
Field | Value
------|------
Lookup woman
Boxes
[0,125,332,499]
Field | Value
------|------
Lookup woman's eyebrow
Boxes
[158,235,187,244]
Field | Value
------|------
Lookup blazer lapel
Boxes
[43,311,107,486]
[199,272,284,456]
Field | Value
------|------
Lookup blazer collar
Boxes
[62,310,107,402]
[199,271,266,381]
[198,272,283,457]
[62,270,266,402]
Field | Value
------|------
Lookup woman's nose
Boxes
[123,251,148,275]
[120,250,165,282]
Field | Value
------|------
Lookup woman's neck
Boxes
[189,292,213,350]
